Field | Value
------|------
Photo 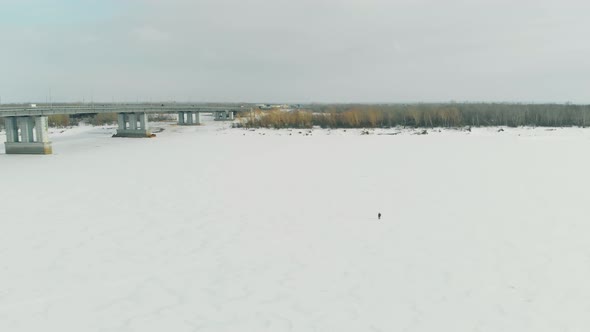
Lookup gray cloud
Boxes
[1,0,589,103]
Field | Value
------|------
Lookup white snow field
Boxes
[1,120,590,331]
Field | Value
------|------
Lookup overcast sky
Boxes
[0,0,588,103]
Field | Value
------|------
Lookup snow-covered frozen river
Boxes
[1,121,590,331]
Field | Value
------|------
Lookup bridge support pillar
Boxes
[114,112,153,137]
[178,111,200,125]
[4,116,52,154]
[186,112,194,125]
[214,110,234,121]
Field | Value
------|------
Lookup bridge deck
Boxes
[0,104,251,117]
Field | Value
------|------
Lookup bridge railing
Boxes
[0,104,251,117]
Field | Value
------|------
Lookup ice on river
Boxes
[1,121,590,331]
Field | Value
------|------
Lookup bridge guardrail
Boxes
[0,104,251,117]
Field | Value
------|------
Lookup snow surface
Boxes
[1,119,590,331]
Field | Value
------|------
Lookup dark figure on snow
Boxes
[378,213,381,220]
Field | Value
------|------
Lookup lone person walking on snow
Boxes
[378,212,381,220]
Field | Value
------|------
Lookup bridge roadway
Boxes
[0,103,251,117]
[1,103,252,155]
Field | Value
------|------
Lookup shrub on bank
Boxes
[236,110,313,129]
[240,104,590,128]
[89,113,118,126]
[149,113,175,122]
[48,114,70,127]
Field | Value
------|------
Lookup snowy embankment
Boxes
[1,121,590,331]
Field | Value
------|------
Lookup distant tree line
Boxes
[48,113,118,127]
[3,104,590,131]
[238,109,314,128]
[236,103,590,129]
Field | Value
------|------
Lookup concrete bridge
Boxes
[0,103,250,154]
